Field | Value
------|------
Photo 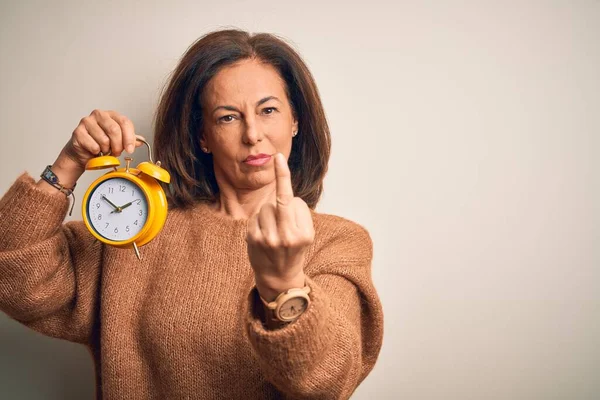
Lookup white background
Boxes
[1,1,599,399]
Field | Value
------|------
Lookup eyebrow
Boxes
[212,96,281,114]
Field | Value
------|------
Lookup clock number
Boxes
[109,187,113,194]
[96,203,100,208]
[126,226,130,232]
[132,189,135,196]
[134,220,138,225]
[120,185,126,192]
[135,199,141,205]
[105,223,109,229]
[139,210,143,216]
[98,214,102,220]
[114,227,118,234]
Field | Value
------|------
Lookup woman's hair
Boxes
[153,29,331,209]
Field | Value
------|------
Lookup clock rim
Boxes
[82,170,156,246]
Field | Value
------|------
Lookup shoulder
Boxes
[312,211,371,239]
[163,202,208,228]
[310,210,373,261]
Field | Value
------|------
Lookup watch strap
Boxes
[258,284,311,329]
[258,284,311,309]
[40,165,76,216]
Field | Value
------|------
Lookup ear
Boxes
[292,117,299,134]
[200,135,208,149]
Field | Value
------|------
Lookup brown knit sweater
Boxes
[0,172,383,400]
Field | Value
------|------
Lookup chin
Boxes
[242,170,275,189]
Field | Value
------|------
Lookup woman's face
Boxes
[200,58,298,193]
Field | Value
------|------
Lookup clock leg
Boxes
[133,242,141,261]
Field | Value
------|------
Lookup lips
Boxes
[244,153,271,162]
[244,153,272,167]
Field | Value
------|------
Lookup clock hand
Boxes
[101,195,121,212]
[118,199,141,211]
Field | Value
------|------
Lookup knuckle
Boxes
[296,229,313,245]
[73,127,85,137]
[91,109,104,118]
[279,237,292,248]
[306,228,315,241]
[108,123,121,136]
[276,196,291,206]
[278,230,296,248]
[302,233,314,245]
[264,235,280,248]
[117,115,130,125]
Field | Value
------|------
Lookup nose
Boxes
[242,115,263,145]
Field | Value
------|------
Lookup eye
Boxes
[218,115,236,123]
[262,107,277,115]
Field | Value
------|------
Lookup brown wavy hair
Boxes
[152,29,331,210]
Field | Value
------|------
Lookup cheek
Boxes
[210,128,239,152]
[268,130,293,152]
[267,119,293,139]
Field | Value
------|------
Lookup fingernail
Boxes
[127,145,134,153]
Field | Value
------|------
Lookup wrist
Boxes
[255,272,306,302]
[52,154,84,186]
[35,159,83,218]
[36,154,84,192]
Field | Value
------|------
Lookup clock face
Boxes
[279,297,309,320]
[86,177,149,242]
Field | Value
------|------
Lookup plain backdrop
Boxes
[1,1,599,399]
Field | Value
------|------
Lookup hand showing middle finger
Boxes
[247,153,314,280]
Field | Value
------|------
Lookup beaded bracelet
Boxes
[40,165,76,216]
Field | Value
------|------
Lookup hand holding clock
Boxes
[36,109,145,194]
[34,108,170,258]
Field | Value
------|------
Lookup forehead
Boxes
[203,59,288,106]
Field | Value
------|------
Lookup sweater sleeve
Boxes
[0,172,103,344]
[244,218,384,400]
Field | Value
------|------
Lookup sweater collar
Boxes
[192,202,249,232]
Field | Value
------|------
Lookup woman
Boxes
[0,29,383,399]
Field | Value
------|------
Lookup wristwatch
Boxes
[259,285,311,328]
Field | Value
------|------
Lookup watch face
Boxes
[278,297,309,321]
[86,177,149,241]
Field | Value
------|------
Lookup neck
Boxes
[213,182,276,220]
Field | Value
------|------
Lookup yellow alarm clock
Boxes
[81,137,170,260]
